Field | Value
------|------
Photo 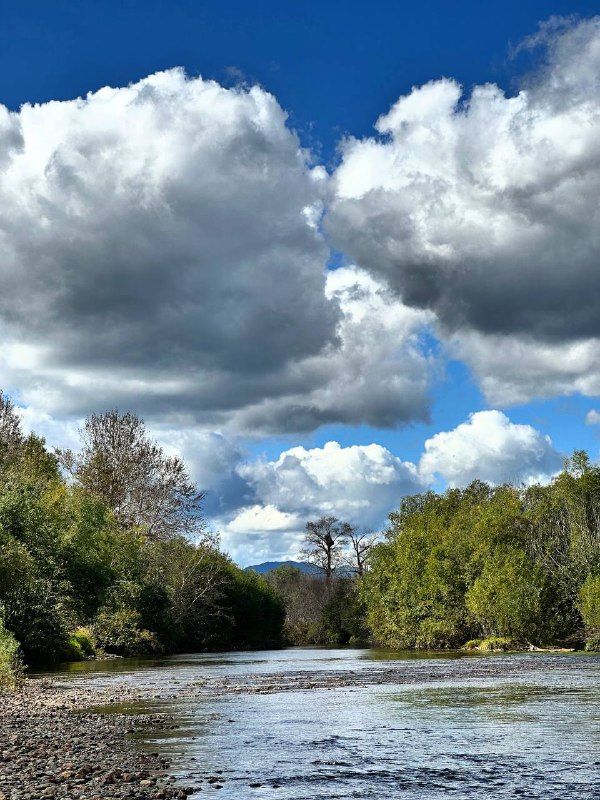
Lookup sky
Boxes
[1,1,600,565]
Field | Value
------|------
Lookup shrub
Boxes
[0,612,23,688]
[93,609,162,656]
[462,639,482,650]
[62,627,97,661]
[477,636,521,652]
[72,626,96,657]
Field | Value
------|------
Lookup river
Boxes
[38,648,600,799]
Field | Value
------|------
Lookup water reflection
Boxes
[38,649,600,799]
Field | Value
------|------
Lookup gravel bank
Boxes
[0,682,194,800]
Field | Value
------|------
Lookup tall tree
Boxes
[302,516,352,584]
[346,527,379,576]
[59,411,204,540]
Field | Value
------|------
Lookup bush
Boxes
[62,626,97,661]
[579,574,600,631]
[93,609,162,656]
[476,636,522,652]
[0,612,23,688]
[72,626,96,657]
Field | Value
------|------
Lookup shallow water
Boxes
[39,648,600,798]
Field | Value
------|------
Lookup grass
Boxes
[462,636,524,652]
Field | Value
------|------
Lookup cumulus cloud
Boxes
[328,17,600,403]
[585,409,600,425]
[450,331,600,406]
[218,439,426,564]
[225,266,435,433]
[0,69,436,434]
[419,410,562,487]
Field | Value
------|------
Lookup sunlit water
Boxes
[38,648,600,798]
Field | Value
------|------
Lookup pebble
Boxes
[0,684,192,800]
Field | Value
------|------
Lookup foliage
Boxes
[0,609,23,687]
[465,549,543,640]
[321,578,369,645]
[266,565,329,644]
[362,462,600,650]
[0,391,24,467]
[0,397,285,667]
[463,637,523,652]
[578,574,600,649]
[71,627,96,657]
[58,411,204,540]
[93,609,163,656]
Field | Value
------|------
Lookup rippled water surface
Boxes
[42,648,600,798]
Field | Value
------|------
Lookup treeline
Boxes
[361,451,600,650]
[261,452,600,654]
[0,394,283,686]
[3,386,600,687]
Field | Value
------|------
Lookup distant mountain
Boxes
[245,560,355,577]
[245,560,321,575]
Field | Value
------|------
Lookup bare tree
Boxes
[301,516,352,584]
[346,527,379,576]
[58,410,204,540]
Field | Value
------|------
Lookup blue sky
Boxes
[3,0,599,157]
[1,1,600,564]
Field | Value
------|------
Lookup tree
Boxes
[266,565,329,644]
[465,549,544,641]
[346,527,379,576]
[302,516,352,584]
[59,411,204,540]
[0,391,24,464]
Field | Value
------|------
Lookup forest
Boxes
[2,388,600,688]
[266,461,600,654]
[0,392,284,686]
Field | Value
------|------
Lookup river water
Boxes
[41,648,600,799]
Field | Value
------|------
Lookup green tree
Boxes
[466,549,543,641]
[59,411,204,540]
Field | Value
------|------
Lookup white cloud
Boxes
[0,70,332,425]
[419,410,562,487]
[237,440,425,524]
[586,409,600,425]
[16,407,82,452]
[328,17,600,404]
[0,70,437,435]
[217,439,426,564]
[450,331,600,406]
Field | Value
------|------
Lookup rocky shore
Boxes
[0,682,195,800]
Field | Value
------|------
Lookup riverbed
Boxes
[30,647,600,799]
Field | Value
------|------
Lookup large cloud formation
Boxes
[217,411,562,564]
[328,17,600,404]
[419,410,562,487]
[220,439,426,564]
[0,69,434,433]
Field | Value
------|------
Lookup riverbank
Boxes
[0,682,196,800]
